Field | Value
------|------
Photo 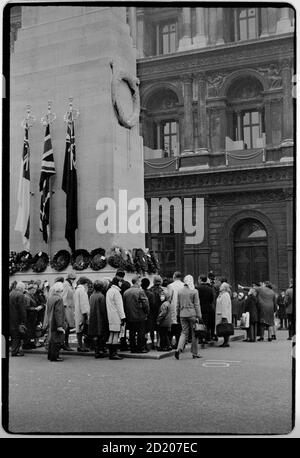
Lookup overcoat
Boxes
[244,295,259,323]
[215,291,232,325]
[62,280,75,328]
[9,288,27,333]
[46,292,65,344]
[256,286,276,326]
[106,285,125,332]
[74,285,90,333]
[88,291,109,337]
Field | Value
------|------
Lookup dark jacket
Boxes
[157,301,172,328]
[143,289,155,319]
[196,283,214,314]
[88,291,109,337]
[46,293,65,344]
[149,284,165,322]
[285,287,293,314]
[123,285,149,322]
[244,295,259,323]
[9,288,27,333]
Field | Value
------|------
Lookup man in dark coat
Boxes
[196,275,214,342]
[123,276,149,353]
[46,282,66,362]
[285,279,294,340]
[9,281,27,356]
[141,278,155,349]
[88,280,109,358]
[23,284,44,349]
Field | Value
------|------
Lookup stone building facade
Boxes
[131,5,295,290]
[9,5,295,290]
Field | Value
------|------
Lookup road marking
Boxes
[202,362,230,367]
[204,360,241,363]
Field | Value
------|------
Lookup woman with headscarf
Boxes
[174,275,202,360]
[244,288,259,342]
[215,282,232,347]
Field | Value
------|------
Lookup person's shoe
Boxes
[50,358,63,362]
[257,338,264,342]
[223,343,230,348]
[95,353,106,358]
[268,338,272,342]
[63,345,74,351]
[287,337,292,340]
[109,354,123,360]
[11,352,25,357]
[77,347,89,352]
[135,349,148,353]
[192,354,202,359]
[174,350,179,360]
[272,335,276,340]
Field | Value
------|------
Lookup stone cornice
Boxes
[137,35,294,81]
[144,164,293,196]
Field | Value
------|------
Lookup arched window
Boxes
[233,219,269,287]
[227,76,265,149]
[143,88,180,158]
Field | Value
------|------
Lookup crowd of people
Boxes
[9,270,294,362]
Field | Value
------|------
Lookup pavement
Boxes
[20,329,245,360]
[6,330,293,435]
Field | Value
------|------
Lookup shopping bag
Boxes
[240,312,250,329]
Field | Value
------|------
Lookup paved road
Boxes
[6,331,293,435]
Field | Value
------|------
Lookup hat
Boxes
[116,269,125,278]
[67,271,76,280]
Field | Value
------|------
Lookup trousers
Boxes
[177,317,198,356]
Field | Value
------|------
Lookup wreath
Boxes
[150,250,160,273]
[145,249,157,274]
[133,248,148,274]
[32,252,49,273]
[71,249,91,271]
[9,251,18,275]
[50,250,71,272]
[16,251,32,272]
[107,246,124,269]
[121,249,135,272]
[90,248,107,271]
[111,61,140,129]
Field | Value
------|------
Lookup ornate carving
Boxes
[257,64,282,89]
[206,72,228,97]
[208,189,293,206]
[144,166,294,194]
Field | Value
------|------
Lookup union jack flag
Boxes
[39,123,56,243]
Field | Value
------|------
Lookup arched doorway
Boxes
[233,218,268,288]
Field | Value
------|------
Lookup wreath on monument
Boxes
[31,252,49,273]
[149,249,160,273]
[50,250,71,272]
[145,248,157,274]
[133,248,148,274]
[90,248,107,271]
[121,249,135,272]
[111,61,140,129]
[9,251,19,275]
[16,251,32,272]
[107,246,124,269]
[71,249,91,271]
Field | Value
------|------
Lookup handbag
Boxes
[240,312,250,329]
[193,320,207,339]
[216,320,234,337]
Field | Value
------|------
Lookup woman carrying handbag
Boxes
[215,282,233,347]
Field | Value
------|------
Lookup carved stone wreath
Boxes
[111,62,140,129]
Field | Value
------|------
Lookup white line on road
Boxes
[204,360,241,363]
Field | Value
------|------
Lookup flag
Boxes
[15,122,30,250]
[62,115,78,252]
[39,123,56,243]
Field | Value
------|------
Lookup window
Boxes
[154,120,179,157]
[156,21,177,55]
[233,110,265,149]
[235,8,260,41]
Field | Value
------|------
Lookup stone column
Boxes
[264,98,272,145]
[209,8,217,45]
[196,73,208,150]
[182,76,194,153]
[194,8,207,48]
[281,60,293,140]
[276,7,293,34]
[216,8,224,45]
[260,8,270,37]
[286,195,293,282]
[236,111,242,141]
[128,6,137,48]
[136,9,144,58]
[179,7,192,50]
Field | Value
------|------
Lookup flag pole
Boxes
[41,101,56,259]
